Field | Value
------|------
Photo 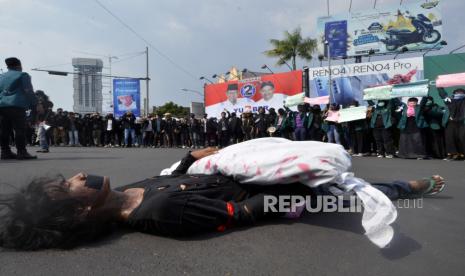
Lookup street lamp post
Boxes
[199,76,214,84]
[261,64,274,74]
[325,40,333,104]
[181,88,203,97]
[225,71,241,80]
[241,68,258,77]
[212,74,226,81]
[278,59,293,71]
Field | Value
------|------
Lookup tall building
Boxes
[72,58,103,114]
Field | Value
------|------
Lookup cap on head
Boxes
[5,57,21,69]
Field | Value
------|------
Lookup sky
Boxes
[1,0,464,111]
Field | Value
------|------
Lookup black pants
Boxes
[219,131,229,148]
[154,180,411,236]
[154,132,164,147]
[372,127,395,155]
[0,107,27,153]
[350,130,367,154]
[445,121,465,155]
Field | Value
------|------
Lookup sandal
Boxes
[420,176,445,196]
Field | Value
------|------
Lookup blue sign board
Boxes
[113,78,140,117]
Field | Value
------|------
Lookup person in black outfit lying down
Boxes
[0,147,445,250]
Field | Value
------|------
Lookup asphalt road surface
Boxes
[0,146,464,276]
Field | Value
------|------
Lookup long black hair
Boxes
[0,176,111,250]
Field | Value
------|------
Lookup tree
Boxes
[154,101,189,117]
[264,27,317,70]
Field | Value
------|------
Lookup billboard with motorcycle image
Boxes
[316,0,443,57]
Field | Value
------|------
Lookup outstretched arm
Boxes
[171,147,219,175]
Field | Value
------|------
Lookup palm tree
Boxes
[264,28,317,70]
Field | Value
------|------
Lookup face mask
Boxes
[85,175,105,190]
[377,102,385,107]
[453,94,465,100]
[426,100,433,106]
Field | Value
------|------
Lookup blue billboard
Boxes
[113,78,140,117]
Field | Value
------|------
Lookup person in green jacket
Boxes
[0,57,37,160]
[369,99,400,158]
[397,98,429,159]
[423,96,448,159]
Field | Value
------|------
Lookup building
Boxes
[72,58,103,114]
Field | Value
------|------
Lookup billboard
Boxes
[309,57,424,106]
[317,0,443,57]
[204,70,302,117]
[113,78,141,117]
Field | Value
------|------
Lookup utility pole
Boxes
[145,46,150,116]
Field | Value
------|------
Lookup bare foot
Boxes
[408,175,445,195]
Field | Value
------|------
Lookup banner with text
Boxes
[309,57,424,106]
[204,70,302,117]
[113,78,141,118]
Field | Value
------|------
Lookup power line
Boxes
[72,50,145,58]
[112,52,145,64]
[34,62,73,70]
[93,0,197,80]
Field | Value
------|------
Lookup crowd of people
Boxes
[1,57,464,161]
[15,88,465,162]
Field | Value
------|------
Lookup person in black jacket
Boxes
[218,112,230,148]
[254,107,270,138]
[67,112,80,146]
[121,111,136,147]
[188,114,201,149]
[153,114,165,148]
[91,113,103,147]
[163,113,176,148]
[53,108,68,146]
[206,117,218,146]
[228,112,243,144]
[0,146,446,251]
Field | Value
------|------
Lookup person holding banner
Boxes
[440,88,465,160]
[323,104,342,145]
[397,98,428,159]
[308,105,324,141]
[369,99,400,158]
[346,101,369,156]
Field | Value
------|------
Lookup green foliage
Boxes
[154,101,189,117]
[264,27,317,70]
